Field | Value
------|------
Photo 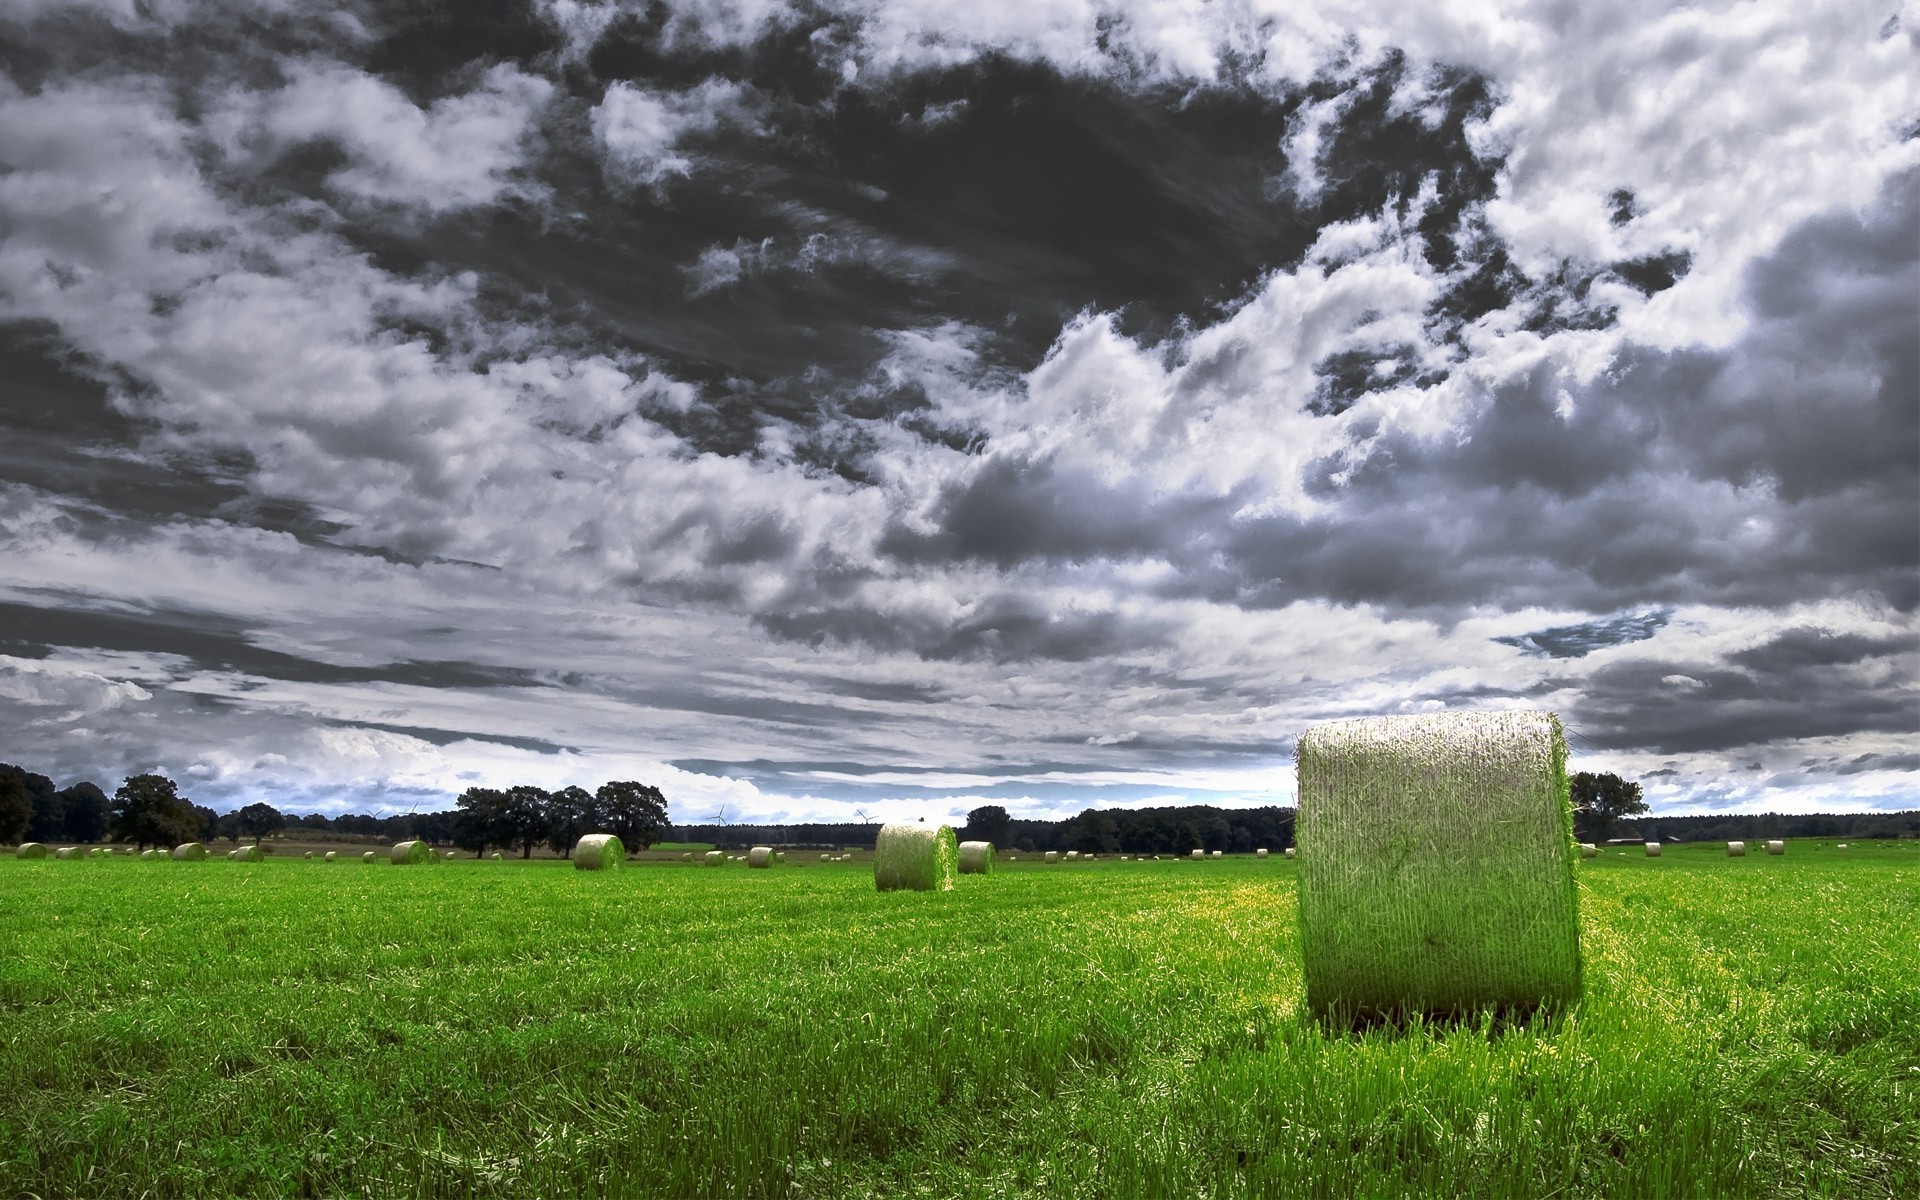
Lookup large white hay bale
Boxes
[324,851,337,862]
[1579,843,1598,859]
[1256,848,1268,859]
[1644,842,1662,857]
[233,844,264,862]
[172,843,207,861]
[1295,710,1582,1018]
[1211,850,1222,858]
[1726,841,1746,857]
[1191,849,1204,860]
[704,850,725,866]
[747,845,774,868]
[362,851,377,863]
[1765,840,1785,855]
[574,833,625,870]
[391,840,432,865]
[874,823,957,892]
[1284,847,1295,859]
[17,842,48,859]
[958,840,995,875]
[1044,851,1059,863]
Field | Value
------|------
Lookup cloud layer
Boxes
[0,0,1914,821]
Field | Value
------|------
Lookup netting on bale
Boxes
[957,841,995,875]
[1295,710,1582,1020]
[874,823,957,892]
[17,842,48,859]
[574,833,624,870]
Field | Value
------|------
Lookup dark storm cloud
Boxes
[0,599,545,689]
[1496,610,1670,659]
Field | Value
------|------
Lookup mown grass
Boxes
[1,842,1914,1197]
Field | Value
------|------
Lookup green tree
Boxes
[0,763,32,844]
[501,785,552,858]
[961,804,1011,846]
[1571,771,1648,840]
[58,782,110,843]
[545,785,601,857]
[595,781,669,850]
[236,802,286,842]
[453,787,508,855]
[109,774,200,849]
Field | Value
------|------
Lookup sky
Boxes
[0,0,1914,826]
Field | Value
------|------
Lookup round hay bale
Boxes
[1284,847,1295,859]
[704,850,725,866]
[874,822,958,893]
[1044,851,1059,863]
[171,842,207,861]
[820,852,832,861]
[1837,843,1849,850]
[1578,843,1598,859]
[574,833,625,870]
[391,840,432,865]
[775,851,786,862]
[304,851,315,860]
[1256,848,1269,859]
[1211,850,1223,858]
[1765,839,1785,855]
[362,851,377,863]
[226,849,238,860]
[681,852,693,861]
[958,840,995,875]
[233,844,264,862]
[1295,710,1582,1019]
[17,842,48,859]
[1191,849,1204,860]
[491,851,504,860]
[1645,842,1662,857]
[747,845,774,868]
[324,851,337,862]
[1726,840,1746,857]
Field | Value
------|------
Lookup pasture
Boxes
[1,841,1915,1197]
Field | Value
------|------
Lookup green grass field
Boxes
[2,842,1915,1198]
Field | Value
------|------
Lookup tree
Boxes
[453,787,508,855]
[0,763,31,844]
[25,773,65,842]
[109,774,200,849]
[236,802,286,842]
[961,805,1011,846]
[545,785,600,857]
[501,785,552,858]
[595,781,669,850]
[1571,771,1648,840]
[59,782,110,843]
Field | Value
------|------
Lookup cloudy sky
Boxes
[1,0,1914,825]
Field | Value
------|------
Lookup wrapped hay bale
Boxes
[574,833,625,870]
[233,844,264,862]
[1044,851,1059,863]
[391,840,432,865]
[1256,848,1269,859]
[1726,841,1746,857]
[820,853,832,861]
[775,851,786,862]
[1065,851,1079,861]
[362,851,377,863]
[304,851,315,860]
[1211,850,1223,858]
[1766,840,1785,855]
[1645,842,1662,858]
[172,843,207,861]
[704,850,725,866]
[1191,849,1204,860]
[747,846,774,868]
[491,851,504,860]
[53,847,77,859]
[1295,710,1582,1019]
[17,842,48,859]
[226,849,238,860]
[1284,847,1295,859]
[324,851,337,862]
[874,822,958,892]
[958,840,995,875]
[1579,843,1598,859]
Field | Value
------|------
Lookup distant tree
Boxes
[961,805,1012,846]
[545,785,600,857]
[236,802,286,842]
[595,781,669,850]
[59,782,110,843]
[1067,810,1120,854]
[453,787,509,855]
[109,774,200,849]
[25,773,65,842]
[502,786,552,858]
[1571,771,1648,840]
[0,764,31,844]
[189,803,220,841]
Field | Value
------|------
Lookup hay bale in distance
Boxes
[1191,849,1204,860]
[362,851,377,863]
[704,850,725,866]
[233,844,264,862]
[17,842,48,859]
[820,853,832,861]
[1645,842,1662,857]
[391,840,432,865]
[1284,847,1295,859]
[958,840,995,875]
[1295,710,1582,1019]
[1256,848,1268,859]
[1765,840,1785,855]
[1065,850,1079,861]
[1211,850,1223,858]
[491,851,504,860]
[747,845,774,868]
[303,851,315,860]
[874,822,958,893]
[1044,851,1059,863]
[1579,843,1598,859]
[1726,841,1746,857]
[324,851,337,862]
[172,843,207,861]
[574,833,625,870]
